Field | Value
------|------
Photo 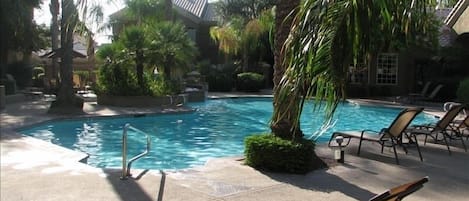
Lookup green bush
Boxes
[96,62,145,96]
[7,61,32,88]
[456,78,469,105]
[236,72,264,92]
[0,75,16,95]
[244,134,321,174]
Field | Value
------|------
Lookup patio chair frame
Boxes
[329,107,424,165]
[410,105,467,155]
[368,176,429,201]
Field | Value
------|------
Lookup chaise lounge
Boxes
[409,105,467,154]
[328,107,424,164]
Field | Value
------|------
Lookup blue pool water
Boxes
[20,98,436,170]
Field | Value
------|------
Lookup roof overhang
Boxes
[445,0,469,35]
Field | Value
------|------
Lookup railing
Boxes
[121,123,151,180]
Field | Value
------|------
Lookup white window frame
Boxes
[376,53,398,85]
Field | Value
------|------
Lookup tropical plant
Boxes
[120,26,147,88]
[146,21,198,80]
[215,0,276,23]
[210,10,274,72]
[271,0,438,142]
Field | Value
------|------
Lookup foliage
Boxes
[457,78,469,105]
[210,10,274,72]
[0,76,16,95]
[214,0,276,23]
[244,134,323,174]
[236,72,264,92]
[96,62,144,96]
[271,0,437,139]
[146,21,198,79]
[0,0,41,78]
[199,62,237,92]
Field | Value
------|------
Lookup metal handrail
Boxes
[121,123,151,180]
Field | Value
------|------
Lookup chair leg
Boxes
[424,135,428,145]
[442,134,452,155]
[460,136,467,152]
[413,135,424,162]
[357,138,363,156]
[391,139,399,165]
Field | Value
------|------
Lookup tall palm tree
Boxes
[271,0,437,140]
[48,0,60,87]
[270,0,300,140]
[49,0,106,114]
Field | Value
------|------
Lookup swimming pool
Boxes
[20,98,436,170]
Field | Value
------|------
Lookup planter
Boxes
[97,94,187,107]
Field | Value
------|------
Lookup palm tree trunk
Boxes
[136,49,144,88]
[48,0,60,90]
[270,0,302,140]
[49,0,83,114]
[165,0,172,21]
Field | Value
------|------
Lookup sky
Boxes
[34,0,125,45]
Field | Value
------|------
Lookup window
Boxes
[376,53,398,85]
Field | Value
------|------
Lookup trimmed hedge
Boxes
[456,78,469,105]
[245,134,322,174]
[236,72,264,92]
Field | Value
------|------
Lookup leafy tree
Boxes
[0,0,41,79]
[271,0,438,141]
[215,0,276,23]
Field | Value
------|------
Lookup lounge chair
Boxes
[368,176,429,201]
[408,105,467,154]
[450,114,469,140]
[409,84,443,103]
[328,107,424,164]
[409,81,432,97]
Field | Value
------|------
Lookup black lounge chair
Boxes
[453,115,469,140]
[329,107,424,164]
[409,105,467,154]
[368,176,429,201]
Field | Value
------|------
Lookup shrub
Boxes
[456,78,469,105]
[96,62,145,96]
[0,75,16,95]
[236,72,264,92]
[244,134,323,174]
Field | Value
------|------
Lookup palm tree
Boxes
[271,0,437,140]
[49,0,106,114]
[120,26,146,88]
[270,0,300,140]
[147,21,198,80]
[48,0,60,87]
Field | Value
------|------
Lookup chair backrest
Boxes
[426,84,443,99]
[457,115,469,130]
[436,105,464,130]
[386,107,424,138]
[369,176,429,201]
[420,81,432,96]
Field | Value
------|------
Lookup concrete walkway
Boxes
[1,97,469,201]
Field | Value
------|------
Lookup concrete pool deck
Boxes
[1,95,469,201]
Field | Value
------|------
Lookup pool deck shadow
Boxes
[2,97,469,201]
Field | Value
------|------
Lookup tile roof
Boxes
[172,0,207,18]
